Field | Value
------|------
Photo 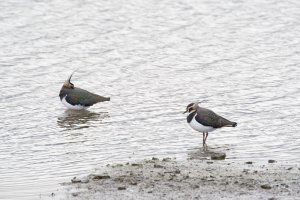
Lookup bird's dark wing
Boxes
[66,87,109,106]
[195,107,235,128]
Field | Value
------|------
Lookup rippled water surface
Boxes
[1,0,300,199]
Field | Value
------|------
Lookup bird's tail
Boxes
[97,95,110,102]
[222,121,237,127]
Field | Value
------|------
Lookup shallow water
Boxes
[1,0,300,199]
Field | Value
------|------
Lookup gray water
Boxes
[1,0,300,199]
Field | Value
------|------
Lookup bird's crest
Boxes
[63,72,75,89]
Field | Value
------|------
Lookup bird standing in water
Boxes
[183,102,237,145]
[59,73,110,110]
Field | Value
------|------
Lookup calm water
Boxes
[1,0,300,199]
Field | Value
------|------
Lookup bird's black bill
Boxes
[183,110,187,114]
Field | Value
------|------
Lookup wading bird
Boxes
[59,73,110,110]
[183,102,237,145]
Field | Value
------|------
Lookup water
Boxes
[1,0,300,199]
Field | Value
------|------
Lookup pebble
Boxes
[92,175,111,180]
[154,164,164,168]
[130,181,138,185]
[268,160,276,163]
[245,161,253,164]
[71,177,82,183]
[281,183,289,188]
[117,186,126,190]
[131,163,142,167]
[162,157,171,162]
[72,192,79,197]
[164,169,180,174]
[211,153,226,160]
[261,184,272,189]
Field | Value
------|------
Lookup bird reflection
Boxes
[57,110,109,130]
[187,145,227,160]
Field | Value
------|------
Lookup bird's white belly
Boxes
[189,116,216,133]
[61,96,87,110]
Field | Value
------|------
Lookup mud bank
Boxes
[62,158,300,200]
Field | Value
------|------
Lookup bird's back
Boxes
[196,107,237,128]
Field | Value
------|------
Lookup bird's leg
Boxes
[202,132,205,145]
[204,132,209,144]
[203,143,208,152]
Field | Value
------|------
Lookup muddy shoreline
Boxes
[60,157,300,200]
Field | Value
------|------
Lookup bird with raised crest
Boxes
[59,73,110,110]
[183,102,237,145]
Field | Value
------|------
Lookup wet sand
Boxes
[61,157,300,200]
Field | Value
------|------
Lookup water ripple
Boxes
[1,0,300,199]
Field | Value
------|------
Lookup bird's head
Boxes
[62,73,75,89]
[183,102,199,114]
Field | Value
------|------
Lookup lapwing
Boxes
[59,73,110,110]
[183,102,237,145]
